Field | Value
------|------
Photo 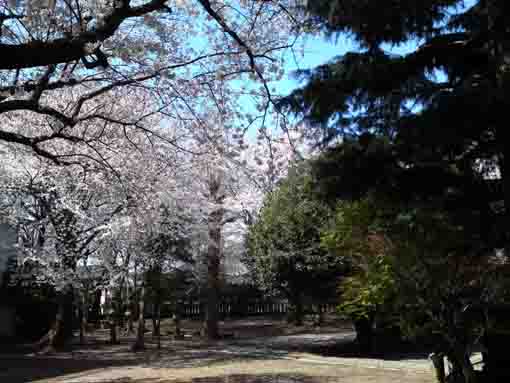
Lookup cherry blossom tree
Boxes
[0,0,307,163]
[0,86,196,347]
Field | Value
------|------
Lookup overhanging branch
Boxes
[0,0,170,70]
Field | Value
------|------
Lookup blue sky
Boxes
[272,0,476,96]
[235,0,477,136]
[272,35,432,96]
[272,35,354,96]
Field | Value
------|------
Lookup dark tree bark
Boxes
[294,296,304,326]
[451,345,477,383]
[38,289,74,352]
[174,301,182,338]
[0,0,170,70]
[109,317,118,344]
[131,283,146,351]
[61,289,75,341]
[430,352,446,383]
[204,174,224,340]
[152,301,161,337]
[46,303,64,352]
[154,303,161,349]
[353,315,375,353]
[90,290,102,326]
[205,229,220,340]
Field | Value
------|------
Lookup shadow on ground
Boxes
[254,331,434,362]
[38,374,336,383]
[0,342,294,383]
[184,374,334,383]
[306,337,433,361]
[0,355,136,383]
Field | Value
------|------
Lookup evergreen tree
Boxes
[284,0,506,252]
[245,164,344,325]
[281,2,509,382]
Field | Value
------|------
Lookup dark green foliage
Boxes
[283,1,509,380]
[244,164,344,322]
[305,0,464,47]
[1,271,58,341]
[283,0,507,257]
[322,198,396,323]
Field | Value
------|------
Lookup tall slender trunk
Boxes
[109,316,118,344]
[46,303,64,352]
[90,289,101,326]
[133,262,139,319]
[61,288,74,341]
[452,346,477,383]
[79,306,84,345]
[430,352,446,383]
[205,207,223,340]
[154,303,161,349]
[353,314,375,353]
[501,142,509,258]
[132,282,145,351]
[152,301,161,337]
[294,295,304,326]
[79,290,88,344]
[174,300,182,338]
[317,304,324,326]
[44,289,74,351]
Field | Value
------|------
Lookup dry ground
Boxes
[0,317,435,383]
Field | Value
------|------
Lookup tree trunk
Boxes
[61,288,75,341]
[353,316,375,353]
[449,343,477,383]
[429,352,446,383]
[133,262,139,319]
[294,296,304,326]
[90,290,101,327]
[131,283,145,351]
[46,303,65,352]
[109,318,118,344]
[205,207,222,340]
[125,281,134,334]
[155,304,161,349]
[459,354,477,383]
[79,291,88,344]
[502,141,509,260]
[316,304,324,326]
[152,301,161,337]
[174,301,182,338]
[79,305,85,345]
[42,289,74,351]
[126,314,134,334]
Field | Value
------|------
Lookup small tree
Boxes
[322,198,396,352]
[245,164,343,325]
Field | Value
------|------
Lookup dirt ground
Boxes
[0,317,435,383]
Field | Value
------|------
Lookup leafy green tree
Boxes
[389,208,507,383]
[245,164,343,325]
[281,2,508,381]
[322,198,396,351]
[323,194,506,381]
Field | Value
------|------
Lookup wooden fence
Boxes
[180,300,337,319]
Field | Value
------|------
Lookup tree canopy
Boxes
[278,1,508,381]
[282,0,506,257]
